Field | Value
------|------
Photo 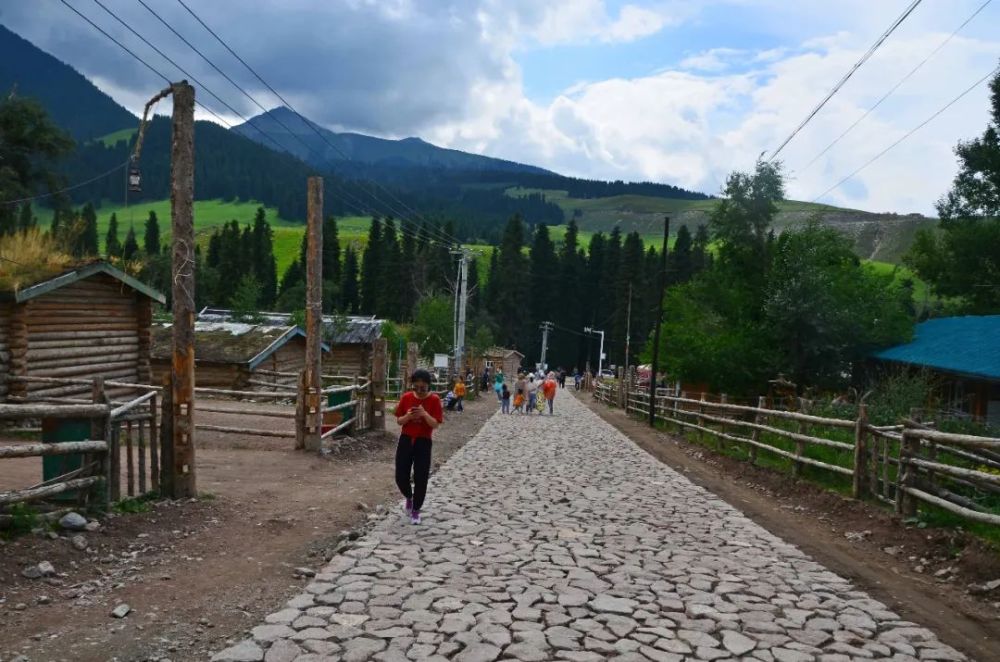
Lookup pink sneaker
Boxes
[411,510,421,525]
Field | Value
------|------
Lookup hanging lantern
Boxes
[128,163,142,193]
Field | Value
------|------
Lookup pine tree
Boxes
[323,215,342,284]
[484,248,499,317]
[528,223,557,340]
[251,207,277,307]
[18,202,35,232]
[379,218,402,319]
[105,212,122,257]
[555,219,582,369]
[341,245,360,314]
[123,225,139,260]
[279,259,304,294]
[613,232,644,366]
[144,211,161,256]
[692,223,711,273]
[360,216,383,314]
[81,202,99,256]
[399,229,418,320]
[494,214,529,348]
[670,224,694,284]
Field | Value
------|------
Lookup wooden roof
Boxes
[1,261,165,304]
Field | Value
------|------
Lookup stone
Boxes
[111,604,131,618]
[504,642,550,661]
[342,636,387,661]
[589,595,637,615]
[264,639,301,662]
[722,630,756,655]
[251,624,295,643]
[70,534,88,551]
[211,640,264,662]
[59,511,88,530]
[453,642,502,662]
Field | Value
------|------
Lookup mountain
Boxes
[0,24,136,141]
[233,107,552,175]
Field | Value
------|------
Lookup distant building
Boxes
[0,262,164,402]
[481,347,525,380]
[873,316,1000,426]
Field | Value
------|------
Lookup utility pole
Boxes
[539,321,553,371]
[584,326,605,377]
[648,215,670,427]
[169,81,196,498]
[624,283,632,375]
[451,248,470,378]
[303,176,323,451]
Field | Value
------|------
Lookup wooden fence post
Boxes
[159,375,173,497]
[793,397,807,478]
[676,391,686,435]
[295,370,306,450]
[149,392,159,493]
[896,426,919,517]
[718,394,728,451]
[852,403,869,499]
[697,393,707,441]
[371,338,387,431]
[749,396,765,465]
[91,378,111,509]
[303,176,323,452]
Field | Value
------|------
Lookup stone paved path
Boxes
[213,389,969,662]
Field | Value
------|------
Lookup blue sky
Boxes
[3,0,999,214]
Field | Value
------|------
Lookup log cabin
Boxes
[873,315,1000,427]
[0,262,165,402]
[150,318,329,392]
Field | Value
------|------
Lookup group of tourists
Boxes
[491,368,559,415]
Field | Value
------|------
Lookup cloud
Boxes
[679,48,747,72]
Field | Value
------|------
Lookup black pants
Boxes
[395,435,432,512]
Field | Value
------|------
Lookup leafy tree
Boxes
[0,95,73,236]
[905,64,1000,313]
[410,294,453,358]
[122,225,139,260]
[144,211,161,256]
[105,212,122,257]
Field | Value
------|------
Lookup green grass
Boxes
[95,127,137,147]
[866,260,931,304]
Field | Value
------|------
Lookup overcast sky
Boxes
[4,0,1000,215]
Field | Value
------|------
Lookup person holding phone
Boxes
[394,369,443,524]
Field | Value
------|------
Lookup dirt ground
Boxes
[0,395,497,662]
[575,390,1000,661]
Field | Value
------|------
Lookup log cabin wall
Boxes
[0,302,11,402]
[23,274,148,401]
[261,336,306,391]
[323,344,369,378]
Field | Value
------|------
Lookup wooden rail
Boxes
[593,385,1000,529]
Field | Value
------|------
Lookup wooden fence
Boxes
[594,381,1000,527]
[0,401,111,510]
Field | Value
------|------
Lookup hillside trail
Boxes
[215,388,981,662]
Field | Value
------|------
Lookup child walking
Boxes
[501,383,511,413]
[394,369,443,525]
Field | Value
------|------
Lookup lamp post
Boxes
[584,326,605,378]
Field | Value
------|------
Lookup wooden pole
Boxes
[793,397,807,478]
[304,176,324,451]
[371,337,387,431]
[170,81,196,498]
[647,215,669,427]
[852,403,869,499]
[405,342,419,391]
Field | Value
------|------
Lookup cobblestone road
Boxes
[213,389,968,662]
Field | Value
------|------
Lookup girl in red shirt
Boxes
[394,369,443,524]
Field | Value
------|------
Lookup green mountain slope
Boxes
[0,25,136,141]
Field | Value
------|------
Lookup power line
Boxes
[0,160,129,206]
[798,0,992,173]
[172,0,461,248]
[134,0,450,249]
[811,63,1000,203]
[768,0,923,161]
[60,1,441,248]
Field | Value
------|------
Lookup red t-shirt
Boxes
[542,378,557,399]
[395,392,443,440]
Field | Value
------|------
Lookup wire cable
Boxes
[172,0,461,248]
[768,0,923,161]
[0,160,129,206]
[811,63,1000,203]
[798,0,991,173]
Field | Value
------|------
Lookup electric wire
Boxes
[60,1,444,249]
[797,0,992,173]
[134,0,448,248]
[768,0,923,161]
[171,0,461,248]
[0,160,129,206]
[811,63,1000,203]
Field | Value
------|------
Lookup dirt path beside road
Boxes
[0,395,496,662]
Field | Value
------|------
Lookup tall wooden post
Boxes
[371,338,387,431]
[852,403,870,499]
[648,215,669,427]
[405,342,419,391]
[304,177,323,451]
[169,81,196,498]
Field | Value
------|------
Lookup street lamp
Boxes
[583,326,605,377]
